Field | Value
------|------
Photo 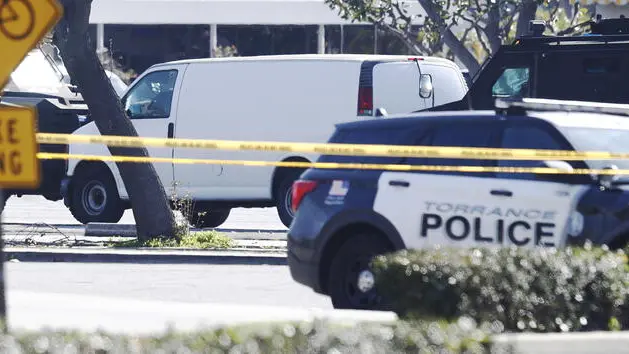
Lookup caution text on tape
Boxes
[35,133,629,161]
[35,152,629,175]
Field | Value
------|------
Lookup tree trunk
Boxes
[53,0,176,240]
[485,6,503,54]
[516,1,539,38]
[417,0,481,75]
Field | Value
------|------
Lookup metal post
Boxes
[318,24,325,54]
[209,24,218,58]
[0,189,6,333]
[340,24,344,54]
[374,25,378,54]
[96,24,106,61]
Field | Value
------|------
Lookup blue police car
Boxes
[287,98,629,310]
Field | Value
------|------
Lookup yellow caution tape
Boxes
[35,133,629,161]
[35,152,629,175]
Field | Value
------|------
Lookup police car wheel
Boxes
[327,233,393,310]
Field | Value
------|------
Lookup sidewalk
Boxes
[7,290,397,335]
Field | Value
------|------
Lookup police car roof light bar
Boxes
[495,98,629,117]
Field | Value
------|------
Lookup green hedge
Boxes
[372,244,629,333]
[0,320,501,354]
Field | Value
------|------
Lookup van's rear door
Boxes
[372,61,430,115]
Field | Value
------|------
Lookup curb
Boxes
[492,331,629,353]
[3,247,288,265]
[85,223,288,240]
[85,223,136,237]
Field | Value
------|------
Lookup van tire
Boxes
[187,209,231,229]
[275,170,302,228]
[69,166,124,224]
[327,232,393,311]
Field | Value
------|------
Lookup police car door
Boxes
[373,119,584,250]
[374,119,508,249]
[490,120,589,248]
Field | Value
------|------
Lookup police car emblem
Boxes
[325,180,350,206]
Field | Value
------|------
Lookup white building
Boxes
[89,0,430,57]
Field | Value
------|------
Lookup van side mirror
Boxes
[419,74,433,98]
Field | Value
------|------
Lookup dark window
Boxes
[318,126,418,164]
[122,69,178,119]
[538,52,629,104]
[497,126,563,180]
[408,122,496,177]
[583,57,621,75]
[492,67,530,98]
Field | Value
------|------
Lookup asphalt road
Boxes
[3,195,287,231]
[5,262,331,309]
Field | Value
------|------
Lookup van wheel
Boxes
[275,170,303,228]
[69,166,124,224]
[327,232,393,310]
[187,209,231,228]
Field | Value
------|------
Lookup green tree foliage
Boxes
[326,0,594,73]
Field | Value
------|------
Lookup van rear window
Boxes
[318,127,412,164]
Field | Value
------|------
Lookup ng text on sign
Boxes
[0,104,40,189]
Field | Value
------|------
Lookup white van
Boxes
[60,54,468,228]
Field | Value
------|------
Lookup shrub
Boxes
[108,231,234,249]
[372,244,629,333]
[0,319,501,354]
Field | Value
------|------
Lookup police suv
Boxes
[287,98,629,310]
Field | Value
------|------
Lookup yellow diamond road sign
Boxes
[0,0,63,89]
[0,104,40,189]
[0,0,61,189]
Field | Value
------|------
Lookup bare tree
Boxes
[327,0,593,76]
[52,0,176,240]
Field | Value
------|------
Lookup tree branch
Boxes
[516,0,539,38]
[416,0,481,74]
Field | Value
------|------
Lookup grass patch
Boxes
[107,230,234,249]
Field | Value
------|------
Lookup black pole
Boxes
[0,189,6,333]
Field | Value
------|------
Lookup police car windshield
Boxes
[559,126,629,169]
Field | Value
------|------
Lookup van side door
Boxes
[120,65,186,196]
[372,61,430,114]
[418,63,468,108]
[492,120,591,247]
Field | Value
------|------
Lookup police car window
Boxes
[497,126,562,180]
[408,122,495,177]
[560,126,629,171]
[318,127,414,164]
[492,68,530,98]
